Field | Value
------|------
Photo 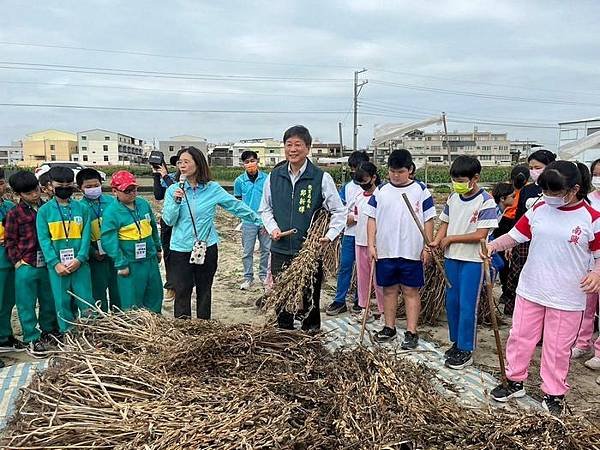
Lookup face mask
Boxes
[543,194,567,208]
[452,181,471,195]
[592,176,600,189]
[530,168,544,182]
[244,161,258,175]
[359,182,373,192]
[83,186,102,200]
[54,186,74,200]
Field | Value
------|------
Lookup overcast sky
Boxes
[1,0,599,150]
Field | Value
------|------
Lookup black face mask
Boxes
[359,182,373,191]
[54,186,74,200]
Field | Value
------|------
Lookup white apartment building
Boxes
[0,141,23,165]
[76,129,144,165]
[558,117,600,165]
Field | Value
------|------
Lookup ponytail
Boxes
[576,162,591,200]
[510,164,529,190]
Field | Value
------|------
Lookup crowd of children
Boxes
[0,144,598,415]
[0,167,162,362]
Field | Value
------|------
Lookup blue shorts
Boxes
[376,257,424,288]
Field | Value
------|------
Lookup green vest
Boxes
[270,160,324,255]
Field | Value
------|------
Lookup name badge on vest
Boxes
[36,251,46,268]
[60,248,75,265]
[97,240,106,255]
[135,242,147,260]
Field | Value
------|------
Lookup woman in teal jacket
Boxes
[162,146,262,319]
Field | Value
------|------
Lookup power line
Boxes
[370,80,600,108]
[0,102,347,114]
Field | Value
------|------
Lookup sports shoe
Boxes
[164,289,176,302]
[584,355,600,370]
[445,350,473,370]
[240,279,254,290]
[356,309,374,324]
[571,347,589,359]
[490,380,526,402]
[444,342,458,359]
[401,331,419,350]
[374,326,397,343]
[351,303,362,314]
[542,394,565,416]
[325,302,348,316]
[0,336,27,353]
[27,340,49,358]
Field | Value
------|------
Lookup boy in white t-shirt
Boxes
[365,150,436,349]
[431,156,498,370]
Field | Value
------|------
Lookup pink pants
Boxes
[355,245,384,313]
[505,295,583,396]
[575,293,600,357]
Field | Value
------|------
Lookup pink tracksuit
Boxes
[493,200,600,396]
[574,293,600,357]
[355,245,384,313]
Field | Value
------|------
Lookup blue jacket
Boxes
[233,171,267,223]
[163,181,262,251]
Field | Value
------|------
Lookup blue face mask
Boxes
[83,186,102,200]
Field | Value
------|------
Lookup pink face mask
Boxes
[530,168,544,182]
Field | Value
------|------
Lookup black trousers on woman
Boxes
[159,218,174,290]
[170,245,218,319]
[271,251,323,331]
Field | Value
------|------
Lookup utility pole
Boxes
[442,112,450,165]
[353,68,368,152]
[338,122,343,158]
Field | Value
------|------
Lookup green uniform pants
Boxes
[89,257,121,312]
[117,259,163,313]
[0,268,15,342]
[15,264,58,343]
[47,263,93,333]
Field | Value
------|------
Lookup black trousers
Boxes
[271,251,323,331]
[159,218,174,290]
[170,245,218,319]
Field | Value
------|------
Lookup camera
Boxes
[148,151,165,169]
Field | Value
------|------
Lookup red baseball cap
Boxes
[111,170,138,191]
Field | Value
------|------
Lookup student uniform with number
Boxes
[100,196,162,313]
[36,198,93,332]
[81,194,121,311]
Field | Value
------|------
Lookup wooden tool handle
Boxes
[278,228,298,238]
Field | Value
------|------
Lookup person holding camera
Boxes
[162,146,262,319]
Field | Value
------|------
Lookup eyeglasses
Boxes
[120,187,138,194]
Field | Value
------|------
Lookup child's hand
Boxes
[368,245,378,261]
[479,243,495,260]
[118,267,130,277]
[66,259,81,273]
[55,263,70,277]
[439,236,453,251]
[581,272,600,293]
[421,247,431,265]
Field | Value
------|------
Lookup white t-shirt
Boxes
[341,181,364,237]
[439,189,498,262]
[509,200,600,311]
[354,192,374,247]
[364,181,436,260]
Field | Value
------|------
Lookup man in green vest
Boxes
[259,125,346,330]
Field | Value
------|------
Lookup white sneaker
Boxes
[584,356,600,370]
[356,310,374,324]
[240,280,254,290]
[571,347,589,359]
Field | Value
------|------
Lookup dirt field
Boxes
[2,195,598,424]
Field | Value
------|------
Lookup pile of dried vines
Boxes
[2,310,598,449]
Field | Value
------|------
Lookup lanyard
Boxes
[55,198,72,242]
[126,203,143,241]
[88,198,103,223]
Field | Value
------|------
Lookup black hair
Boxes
[590,158,600,176]
[450,155,481,179]
[492,182,515,204]
[410,162,416,175]
[240,150,258,162]
[9,171,39,193]
[38,172,51,187]
[387,149,413,170]
[538,160,590,200]
[76,168,102,187]
[48,166,74,183]
[510,164,530,190]
[283,125,312,147]
[179,146,211,183]
[354,161,381,186]
[0,167,4,179]
[528,149,556,166]
[348,151,369,169]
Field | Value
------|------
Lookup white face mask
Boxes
[530,168,544,183]
[543,193,567,208]
[83,186,102,200]
[592,176,600,189]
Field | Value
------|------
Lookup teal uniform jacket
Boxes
[0,199,16,269]
[80,194,116,257]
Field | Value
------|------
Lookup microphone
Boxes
[176,174,187,204]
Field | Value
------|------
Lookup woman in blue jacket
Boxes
[163,146,262,319]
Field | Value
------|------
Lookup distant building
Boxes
[159,135,208,162]
[0,141,23,165]
[208,145,234,167]
[22,129,78,165]
[232,138,284,167]
[510,140,543,163]
[558,117,600,165]
[311,142,343,165]
[372,129,512,167]
[76,129,144,165]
